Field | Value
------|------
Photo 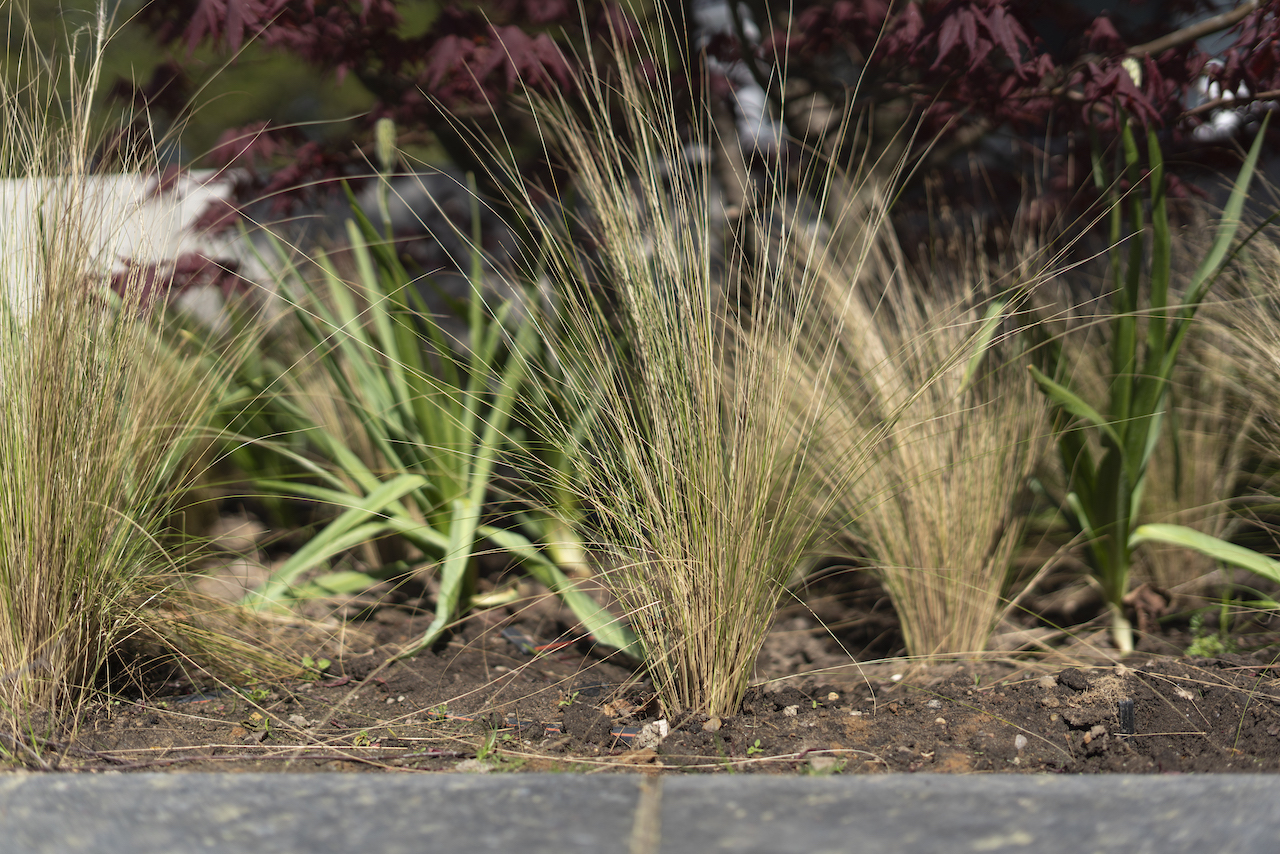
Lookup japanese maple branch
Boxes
[1183,87,1280,118]
[1127,1,1260,58]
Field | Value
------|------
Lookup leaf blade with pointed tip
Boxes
[1130,524,1280,586]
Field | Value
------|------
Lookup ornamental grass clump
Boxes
[484,27,931,717]
[0,7,236,744]
[805,218,1048,659]
[1206,225,1280,585]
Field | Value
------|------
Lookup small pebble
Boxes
[926,699,942,709]
[891,674,903,682]
[934,717,947,726]
[288,714,311,728]
[1014,735,1028,751]
[783,705,799,717]
[635,719,670,750]
[827,692,840,702]
[702,717,722,732]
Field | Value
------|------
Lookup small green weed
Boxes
[239,676,270,704]
[472,729,525,771]
[1186,610,1239,658]
[475,730,499,763]
[299,655,332,681]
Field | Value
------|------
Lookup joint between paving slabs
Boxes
[629,775,663,854]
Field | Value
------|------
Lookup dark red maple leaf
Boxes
[488,26,573,92]
[786,0,890,55]
[423,34,480,95]
[1210,3,1280,98]
[424,25,572,102]
[984,5,1026,73]
[924,1,1034,75]
[191,0,290,54]
[1085,16,1127,55]
[883,2,925,58]
[1076,57,1162,129]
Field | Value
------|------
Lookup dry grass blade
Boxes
[524,74,823,716]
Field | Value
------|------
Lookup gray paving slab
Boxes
[660,775,1280,853]
[0,773,640,854]
[0,773,1276,854]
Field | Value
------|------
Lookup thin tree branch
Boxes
[1128,1,1259,57]
[1183,87,1280,118]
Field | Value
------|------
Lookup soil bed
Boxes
[62,608,1280,775]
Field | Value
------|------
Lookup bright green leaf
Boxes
[1130,524,1280,586]
[1028,365,1122,447]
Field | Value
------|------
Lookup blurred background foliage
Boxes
[6,0,381,165]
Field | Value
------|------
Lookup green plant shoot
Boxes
[241,181,638,657]
[1029,114,1279,653]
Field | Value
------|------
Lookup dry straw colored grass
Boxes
[1134,328,1254,596]
[472,13,1002,714]
[1209,231,1280,582]
[0,4,241,744]
[790,195,1049,660]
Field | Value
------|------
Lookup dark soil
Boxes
[27,512,1280,775]
[57,606,1280,775]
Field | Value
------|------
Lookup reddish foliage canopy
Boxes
[130,0,611,223]
[781,0,1277,137]
[137,1,581,110]
[123,1,1280,232]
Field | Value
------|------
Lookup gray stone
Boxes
[0,773,639,854]
[657,775,1280,853]
[1,773,1277,854]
